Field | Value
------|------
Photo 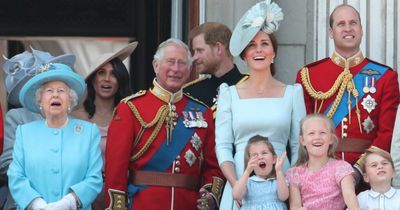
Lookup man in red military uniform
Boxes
[296,4,399,166]
[105,38,224,210]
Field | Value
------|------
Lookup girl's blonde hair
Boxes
[295,114,339,166]
[357,146,395,173]
[244,135,277,178]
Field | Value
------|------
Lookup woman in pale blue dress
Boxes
[215,1,306,209]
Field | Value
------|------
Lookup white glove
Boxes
[30,197,47,210]
[45,193,77,210]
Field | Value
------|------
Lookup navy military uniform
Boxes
[184,65,247,118]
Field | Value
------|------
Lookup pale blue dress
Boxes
[242,176,287,210]
[215,83,306,210]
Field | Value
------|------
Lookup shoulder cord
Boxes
[301,67,362,131]
[126,101,169,161]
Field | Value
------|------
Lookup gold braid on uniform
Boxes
[301,67,362,131]
[126,101,169,161]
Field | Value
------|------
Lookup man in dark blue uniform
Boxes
[184,22,247,118]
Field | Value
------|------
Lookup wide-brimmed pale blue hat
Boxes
[3,48,76,106]
[19,63,86,113]
[230,0,284,57]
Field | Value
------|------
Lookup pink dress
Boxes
[286,158,354,210]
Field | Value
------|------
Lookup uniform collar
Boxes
[368,187,397,199]
[150,79,183,103]
[330,51,364,69]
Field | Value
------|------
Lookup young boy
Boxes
[357,146,400,210]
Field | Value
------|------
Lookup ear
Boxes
[152,59,159,75]
[214,42,223,55]
[299,136,305,146]
[328,28,334,39]
[273,155,277,164]
[363,173,370,183]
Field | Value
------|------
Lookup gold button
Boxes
[174,167,180,173]
[343,133,348,138]
[343,125,348,129]
[175,160,181,166]
[343,117,348,122]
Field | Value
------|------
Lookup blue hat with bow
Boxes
[3,48,75,106]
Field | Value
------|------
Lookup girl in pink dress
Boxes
[286,114,360,210]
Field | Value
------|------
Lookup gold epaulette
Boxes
[183,93,209,108]
[183,75,210,88]
[237,74,249,84]
[121,90,146,103]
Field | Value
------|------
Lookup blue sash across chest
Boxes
[324,62,388,127]
[127,99,207,201]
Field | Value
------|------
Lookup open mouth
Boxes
[259,162,266,169]
[377,171,386,175]
[253,56,265,61]
[343,35,354,39]
[101,84,112,90]
[312,143,323,147]
[51,101,62,107]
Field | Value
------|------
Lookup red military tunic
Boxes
[296,51,399,164]
[105,81,223,210]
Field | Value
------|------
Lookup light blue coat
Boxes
[7,118,103,210]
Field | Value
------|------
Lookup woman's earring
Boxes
[39,106,43,110]
[68,106,71,113]
[271,57,275,63]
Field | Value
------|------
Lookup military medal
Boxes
[183,111,191,127]
[184,149,196,166]
[196,112,208,128]
[362,77,369,93]
[190,132,202,151]
[369,77,376,94]
[362,116,375,134]
[361,95,377,113]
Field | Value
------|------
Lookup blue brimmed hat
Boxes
[229,0,284,57]
[19,63,86,113]
[3,48,76,106]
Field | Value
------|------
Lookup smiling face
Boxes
[300,118,333,158]
[248,141,276,179]
[363,153,395,185]
[329,5,363,57]
[39,80,71,118]
[92,62,119,100]
[242,31,275,72]
[153,44,191,93]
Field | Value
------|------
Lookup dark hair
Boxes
[329,4,361,28]
[84,58,132,118]
[189,22,232,57]
[244,135,277,179]
[240,32,278,76]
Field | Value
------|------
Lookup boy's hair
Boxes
[358,146,395,173]
[244,135,277,178]
[296,114,339,166]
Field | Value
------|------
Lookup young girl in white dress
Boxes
[356,146,400,210]
[233,135,288,210]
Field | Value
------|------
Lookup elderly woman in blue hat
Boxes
[0,48,77,210]
[7,63,103,210]
[215,0,306,209]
